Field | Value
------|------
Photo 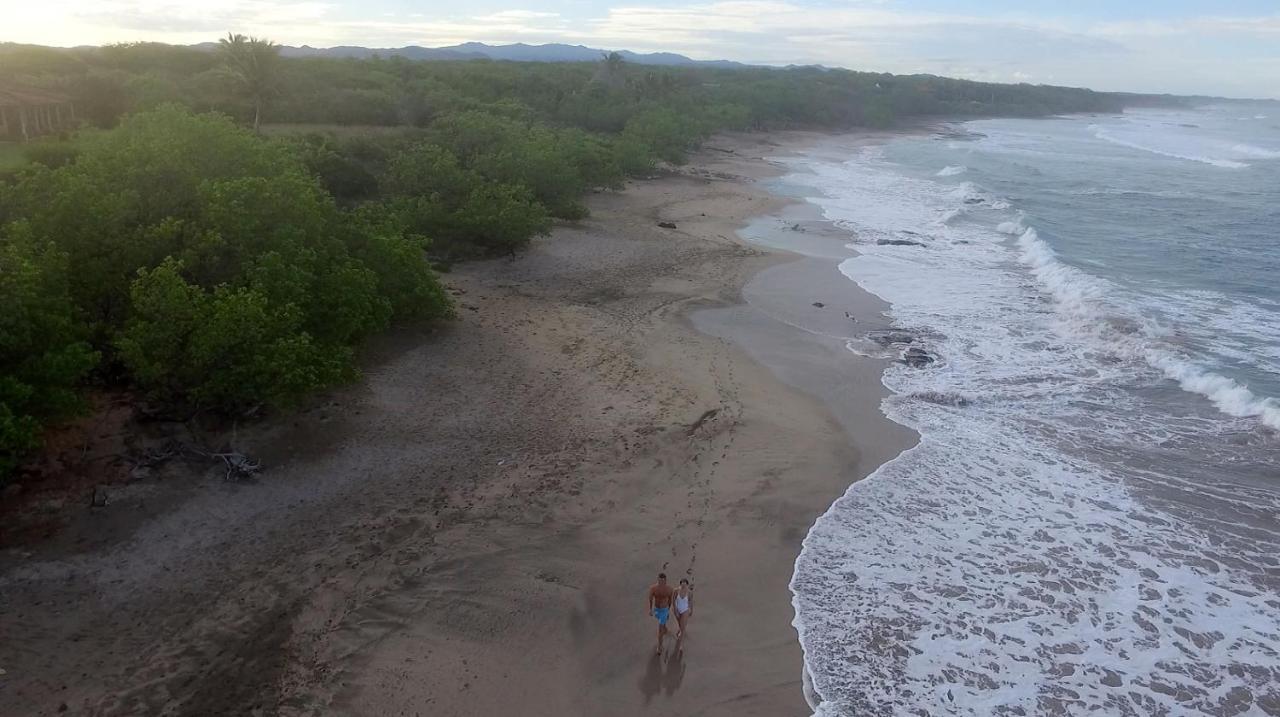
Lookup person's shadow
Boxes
[663,650,686,696]
[638,649,687,703]
[638,652,663,705]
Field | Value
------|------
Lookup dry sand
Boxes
[0,132,914,716]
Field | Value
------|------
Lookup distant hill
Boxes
[266,41,747,68]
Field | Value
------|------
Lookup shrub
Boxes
[0,105,450,415]
[0,225,97,480]
[383,142,551,257]
[117,259,351,409]
[23,141,81,169]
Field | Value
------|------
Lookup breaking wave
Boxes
[1091,127,1249,169]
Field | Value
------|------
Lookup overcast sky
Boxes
[4,0,1278,98]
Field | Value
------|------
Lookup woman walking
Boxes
[673,578,693,655]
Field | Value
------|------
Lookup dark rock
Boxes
[657,221,677,229]
[1101,670,1124,688]
[812,302,825,308]
[877,238,925,247]
[900,347,936,368]
[91,485,109,508]
[963,197,984,205]
[2,483,21,500]
[910,391,970,407]
[868,330,915,346]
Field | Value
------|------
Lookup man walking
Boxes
[647,572,676,655]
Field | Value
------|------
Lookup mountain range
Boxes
[265,42,748,68]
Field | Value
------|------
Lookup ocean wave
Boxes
[949,181,1011,210]
[1146,351,1280,430]
[996,218,1024,235]
[1230,142,1280,159]
[787,114,1280,717]
[936,165,968,176]
[1015,227,1109,319]
[1015,226,1280,429]
[1091,128,1249,169]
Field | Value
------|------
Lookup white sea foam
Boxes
[937,164,968,176]
[781,140,1280,717]
[1230,142,1280,159]
[1091,127,1249,169]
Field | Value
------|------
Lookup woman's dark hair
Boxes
[679,578,689,585]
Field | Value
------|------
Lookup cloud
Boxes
[1091,14,1280,39]
[472,10,561,22]
[576,1,1125,74]
[1,0,1276,96]
[78,0,334,34]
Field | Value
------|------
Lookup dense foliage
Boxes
[0,38,1160,479]
[0,107,450,480]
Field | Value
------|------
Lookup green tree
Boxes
[384,142,550,257]
[0,225,98,480]
[1,105,450,415]
[117,259,350,409]
[217,33,281,131]
[591,51,627,90]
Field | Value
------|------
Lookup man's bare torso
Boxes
[649,582,674,608]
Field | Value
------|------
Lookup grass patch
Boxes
[0,142,26,170]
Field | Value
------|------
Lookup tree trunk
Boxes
[253,101,261,133]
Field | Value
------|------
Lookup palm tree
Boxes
[217,33,280,132]
[591,51,627,89]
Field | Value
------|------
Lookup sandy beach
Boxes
[0,132,915,716]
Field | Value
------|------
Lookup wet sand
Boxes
[0,132,914,716]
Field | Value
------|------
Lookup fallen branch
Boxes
[208,451,261,481]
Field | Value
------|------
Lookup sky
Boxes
[2,0,1278,98]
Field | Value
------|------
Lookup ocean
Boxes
[777,105,1280,716]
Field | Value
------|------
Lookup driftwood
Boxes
[123,422,262,482]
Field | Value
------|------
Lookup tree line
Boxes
[0,38,1168,482]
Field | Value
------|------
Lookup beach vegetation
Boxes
[0,38,1165,481]
[0,105,449,480]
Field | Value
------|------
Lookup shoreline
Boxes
[0,131,915,715]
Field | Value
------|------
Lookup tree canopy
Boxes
[0,39,1181,481]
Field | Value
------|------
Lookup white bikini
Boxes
[675,592,691,615]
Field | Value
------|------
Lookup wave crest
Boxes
[1016,227,1280,430]
[1091,128,1249,169]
